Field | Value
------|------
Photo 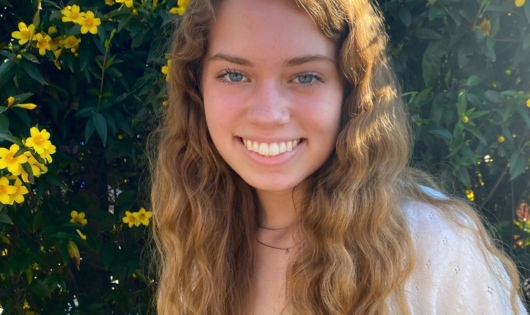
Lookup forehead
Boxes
[206,0,336,61]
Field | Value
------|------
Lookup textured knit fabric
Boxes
[399,199,528,315]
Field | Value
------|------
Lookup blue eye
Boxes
[217,70,247,85]
[294,72,324,86]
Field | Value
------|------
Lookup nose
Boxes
[246,80,290,127]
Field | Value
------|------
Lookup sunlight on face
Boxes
[202,0,344,194]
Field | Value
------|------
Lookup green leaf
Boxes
[21,62,48,85]
[14,92,33,103]
[102,242,118,271]
[464,124,487,145]
[398,8,411,27]
[458,166,470,187]
[509,151,529,181]
[425,123,452,142]
[0,60,16,88]
[66,24,82,37]
[516,107,530,129]
[21,53,39,63]
[43,173,72,192]
[0,209,13,224]
[85,118,95,144]
[111,110,132,136]
[30,280,51,300]
[92,112,108,147]
[456,90,467,116]
[467,75,480,86]
[414,28,442,40]
[422,52,440,88]
[467,110,489,119]
[0,134,23,146]
[458,52,470,69]
[0,114,9,132]
[485,90,501,103]
[80,43,94,72]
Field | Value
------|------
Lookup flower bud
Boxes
[497,135,505,143]
[461,116,469,123]
[67,239,81,270]
[16,54,22,59]
[7,96,15,107]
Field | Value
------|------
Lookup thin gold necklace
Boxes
[255,238,291,254]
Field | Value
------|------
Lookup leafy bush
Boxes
[0,0,528,313]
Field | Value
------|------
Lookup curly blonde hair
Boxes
[148,0,523,314]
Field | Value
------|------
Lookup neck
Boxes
[255,188,298,229]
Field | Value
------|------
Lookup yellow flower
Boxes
[79,11,101,35]
[12,152,47,183]
[11,22,35,45]
[461,116,469,123]
[14,103,37,110]
[527,99,530,108]
[161,59,171,81]
[70,210,88,225]
[76,229,87,240]
[17,54,22,59]
[61,5,85,24]
[0,177,17,205]
[169,0,189,14]
[53,49,62,70]
[516,0,525,7]
[25,127,53,155]
[34,33,52,56]
[10,178,29,204]
[105,0,115,5]
[465,190,474,202]
[1,248,7,256]
[118,134,124,139]
[116,0,134,8]
[48,26,63,51]
[62,35,81,49]
[39,144,56,163]
[7,96,15,107]
[475,18,491,37]
[133,9,138,16]
[162,100,168,106]
[498,135,505,143]
[0,144,28,173]
[122,211,140,228]
[136,207,152,226]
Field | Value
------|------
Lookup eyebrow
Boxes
[207,53,335,67]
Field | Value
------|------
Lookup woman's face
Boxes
[202,0,344,193]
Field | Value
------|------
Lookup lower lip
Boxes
[237,137,304,166]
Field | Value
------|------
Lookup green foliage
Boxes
[382,0,530,293]
[0,0,529,313]
[0,0,184,313]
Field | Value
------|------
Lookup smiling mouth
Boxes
[239,137,304,157]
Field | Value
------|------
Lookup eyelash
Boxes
[215,69,324,86]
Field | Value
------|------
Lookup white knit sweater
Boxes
[398,198,528,314]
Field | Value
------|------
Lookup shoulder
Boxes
[399,194,525,314]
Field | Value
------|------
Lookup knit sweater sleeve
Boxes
[401,201,528,315]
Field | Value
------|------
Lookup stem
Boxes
[96,48,109,113]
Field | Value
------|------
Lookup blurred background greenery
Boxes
[0,0,529,313]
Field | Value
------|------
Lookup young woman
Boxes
[149,0,527,314]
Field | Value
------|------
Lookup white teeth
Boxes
[242,138,301,157]
[279,142,286,153]
[269,143,279,156]
[258,143,268,155]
